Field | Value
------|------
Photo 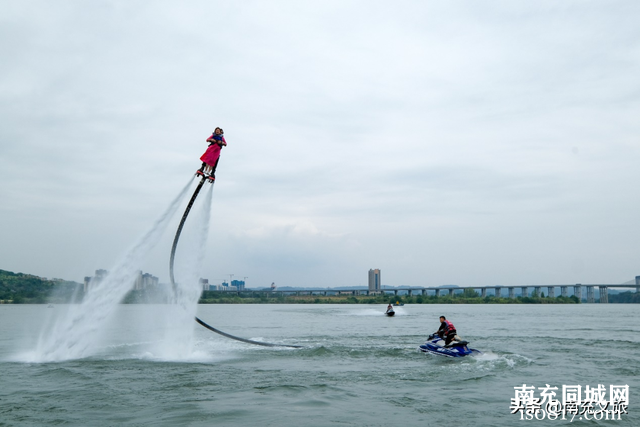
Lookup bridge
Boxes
[207,277,640,303]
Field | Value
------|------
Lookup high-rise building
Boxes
[84,269,108,293]
[95,269,108,281]
[133,271,159,290]
[368,269,381,292]
[231,280,245,290]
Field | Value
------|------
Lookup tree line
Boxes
[0,269,82,304]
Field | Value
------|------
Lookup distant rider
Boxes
[436,315,457,346]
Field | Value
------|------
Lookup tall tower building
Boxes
[368,269,381,292]
[84,269,108,293]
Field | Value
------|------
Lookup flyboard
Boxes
[170,171,302,349]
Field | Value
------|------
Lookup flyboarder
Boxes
[197,127,226,181]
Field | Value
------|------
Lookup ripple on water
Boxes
[415,350,534,374]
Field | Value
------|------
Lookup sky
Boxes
[1,1,639,289]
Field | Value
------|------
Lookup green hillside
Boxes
[0,269,83,304]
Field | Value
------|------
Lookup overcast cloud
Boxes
[1,1,639,288]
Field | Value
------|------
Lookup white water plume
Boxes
[146,183,214,360]
[27,178,195,362]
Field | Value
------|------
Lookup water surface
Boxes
[1,304,637,426]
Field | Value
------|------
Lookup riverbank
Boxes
[198,293,581,304]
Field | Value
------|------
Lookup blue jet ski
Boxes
[418,334,480,358]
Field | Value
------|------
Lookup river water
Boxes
[0,303,638,426]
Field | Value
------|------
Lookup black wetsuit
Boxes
[437,321,457,346]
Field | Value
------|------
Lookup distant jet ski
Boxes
[385,305,395,316]
[418,334,480,358]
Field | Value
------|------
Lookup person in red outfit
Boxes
[198,127,227,177]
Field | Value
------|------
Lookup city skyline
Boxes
[68,266,640,291]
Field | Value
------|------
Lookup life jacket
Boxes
[443,320,456,334]
[208,135,221,146]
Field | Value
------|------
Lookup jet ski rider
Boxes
[437,316,458,346]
